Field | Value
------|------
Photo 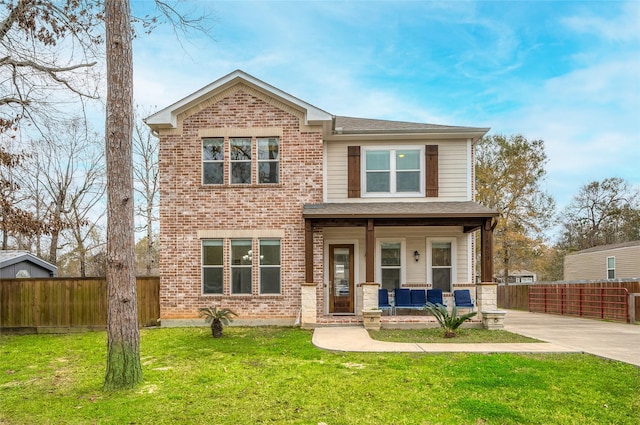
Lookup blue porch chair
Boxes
[378,289,394,314]
[410,289,427,308]
[453,289,475,311]
[394,288,412,313]
[427,288,446,307]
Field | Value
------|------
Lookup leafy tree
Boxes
[475,134,555,306]
[559,177,640,251]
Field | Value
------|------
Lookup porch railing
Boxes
[528,285,629,323]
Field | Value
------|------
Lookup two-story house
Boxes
[145,70,498,326]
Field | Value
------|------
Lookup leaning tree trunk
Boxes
[103,0,142,391]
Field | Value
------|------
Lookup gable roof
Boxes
[567,240,640,256]
[0,250,58,273]
[145,70,333,131]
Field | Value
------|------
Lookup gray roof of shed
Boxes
[0,250,58,272]
[303,202,498,219]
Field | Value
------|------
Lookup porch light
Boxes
[414,250,420,262]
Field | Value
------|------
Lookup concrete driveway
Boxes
[503,309,640,367]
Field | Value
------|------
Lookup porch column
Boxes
[480,218,494,282]
[300,282,318,328]
[366,219,375,283]
[304,220,314,283]
[478,217,499,320]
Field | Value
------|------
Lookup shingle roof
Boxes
[303,202,498,219]
[568,240,640,255]
[333,116,489,134]
[0,250,58,272]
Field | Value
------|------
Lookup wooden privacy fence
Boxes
[0,276,160,333]
[498,280,640,323]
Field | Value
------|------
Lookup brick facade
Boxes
[158,86,324,319]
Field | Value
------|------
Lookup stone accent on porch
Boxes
[300,282,318,328]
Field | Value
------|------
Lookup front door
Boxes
[329,244,354,314]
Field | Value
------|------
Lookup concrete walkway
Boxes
[312,309,640,367]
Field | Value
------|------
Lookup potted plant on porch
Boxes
[198,306,238,338]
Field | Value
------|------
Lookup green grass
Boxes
[370,328,542,343]
[1,327,638,424]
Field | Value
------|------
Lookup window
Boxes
[202,240,223,294]
[363,147,423,196]
[259,239,281,294]
[202,138,224,184]
[203,137,280,185]
[257,138,279,183]
[607,256,615,279]
[428,239,456,292]
[230,138,252,184]
[380,242,402,291]
[231,239,252,294]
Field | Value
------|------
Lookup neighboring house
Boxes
[145,70,498,325]
[495,270,537,284]
[564,240,640,281]
[0,250,57,278]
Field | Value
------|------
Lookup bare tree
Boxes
[133,107,159,275]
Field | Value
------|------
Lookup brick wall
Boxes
[158,87,324,319]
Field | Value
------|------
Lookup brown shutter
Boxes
[425,145,438,197]
[347,146,361,198]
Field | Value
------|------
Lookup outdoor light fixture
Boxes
[414,250,420,262]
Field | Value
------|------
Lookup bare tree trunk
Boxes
[103,0,141,391]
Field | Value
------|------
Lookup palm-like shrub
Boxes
[198,306,238,338]
[424,302,477,338]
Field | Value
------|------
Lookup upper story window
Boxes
[348,145,437,198]
[257,138,279,184]
[607,256,615,279]
[364,148,422,195]
[203,138,224,184]
[202,137,280,185]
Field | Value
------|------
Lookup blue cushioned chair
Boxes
[394,288,412,313]
[427,288,446,307]
[378,288,393,314]
[410,289,427,308]
[453,289,475,311]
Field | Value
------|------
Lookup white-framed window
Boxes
[202,138,224,184]
[376,239,406,291]
[427,238,457,292]
[203,137,280,186]
[231,239,252,294]
[202,239,224,294]
[257,138,279,184]
[230,138,252,184]
[259,239,281,294]
[362,146,423,196]
[607,256,615,279]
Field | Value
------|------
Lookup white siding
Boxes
[325,139,471,202]
[322,226,471,287]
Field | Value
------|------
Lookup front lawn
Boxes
[1,327,638,424]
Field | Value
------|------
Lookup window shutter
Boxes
[347,146,361,198]
[425,145,438,197]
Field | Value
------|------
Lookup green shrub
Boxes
[424,302,477,338]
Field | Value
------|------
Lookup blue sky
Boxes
[132,0,640,215]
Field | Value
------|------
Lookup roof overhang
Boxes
[323,128,490,143]
[145,70,333,132]
[303,202,499,220]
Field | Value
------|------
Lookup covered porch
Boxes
[300,202,499,328]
